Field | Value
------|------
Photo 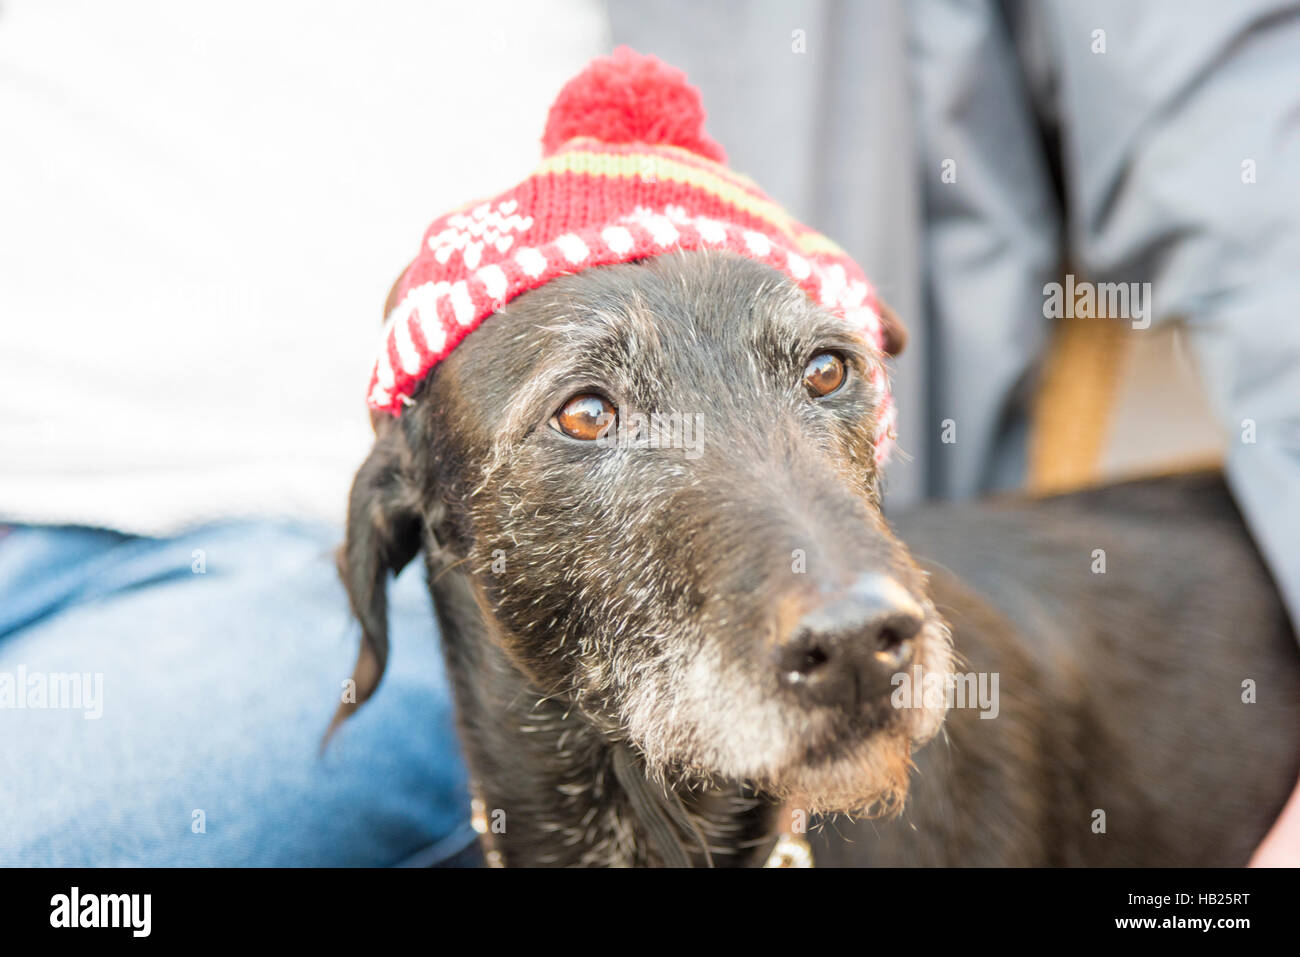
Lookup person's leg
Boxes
[0,521,473,866]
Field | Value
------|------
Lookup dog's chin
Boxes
[627,617,953,817]
[752,680,951,815]
[755,726,918,817]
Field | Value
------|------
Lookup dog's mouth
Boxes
[761,612,953,815]
[623,608,954,816]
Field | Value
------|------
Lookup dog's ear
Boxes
[327,423,422,738]
[877,298,908,357]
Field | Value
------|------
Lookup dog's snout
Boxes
[776,576,924,711]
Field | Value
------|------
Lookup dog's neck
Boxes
[429,568,779,867]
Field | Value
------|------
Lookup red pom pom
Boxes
[542,47,726,162]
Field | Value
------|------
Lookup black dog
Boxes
[336,251,1300,866]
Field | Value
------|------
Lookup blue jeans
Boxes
[0,522,474,866]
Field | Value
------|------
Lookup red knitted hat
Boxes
[370,47,896,463]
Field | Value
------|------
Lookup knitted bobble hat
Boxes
[369,46,897,464]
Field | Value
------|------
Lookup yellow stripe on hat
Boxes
[789,230,850,258]
[536,149,845,255]
[555,137,771,197]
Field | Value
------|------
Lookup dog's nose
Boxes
[776,575,924,710]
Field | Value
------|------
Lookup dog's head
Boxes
[340,250,951,816]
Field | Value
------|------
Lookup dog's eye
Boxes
[804,352,846,397]
[551,393,616,441]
